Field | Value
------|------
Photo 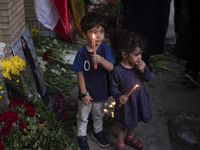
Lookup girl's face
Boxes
[21,38,26,49]
[123,47,142,66]
[84,25,105,48]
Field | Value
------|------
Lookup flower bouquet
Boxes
[0,97,75,150]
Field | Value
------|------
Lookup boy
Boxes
[72,12,115,150]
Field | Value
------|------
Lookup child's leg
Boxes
[127,128,134,140]
[91,102,110,148]
[117,125,126,148]
[125,128,143,149]
[91,101,105,133]
[77,100,92,136]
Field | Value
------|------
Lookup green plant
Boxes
[149,54,171,73]
[32,33,81,96]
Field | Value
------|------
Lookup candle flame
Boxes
[93,33,95,39]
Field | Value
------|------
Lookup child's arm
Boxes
[117,95,128,105]
[77,71,93,105]
[91,54,114,71]
[138,60,151,82]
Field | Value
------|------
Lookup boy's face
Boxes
[84,25,105,47]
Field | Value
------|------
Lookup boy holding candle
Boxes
[110,30,152,150]
[72,12,115,150]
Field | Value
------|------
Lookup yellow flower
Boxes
[30,29,39,37]
[0,86,3,90]
[0,56,26,80]
[0,96,2,99]
[16,79,19,83]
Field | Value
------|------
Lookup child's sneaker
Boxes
[77,136,89,150]
[90,131,110,148]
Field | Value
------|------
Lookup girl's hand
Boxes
[91,54,102,64]
[82,95,93,106]
[118,95,128,104]
[137,60,145,73]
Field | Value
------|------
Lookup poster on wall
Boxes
[11,27,46,99]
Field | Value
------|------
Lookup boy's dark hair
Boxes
[80,12,105,33]
[111,29,147,63]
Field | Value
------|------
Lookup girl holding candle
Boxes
[110,30,153,150]
[72,12,115,150]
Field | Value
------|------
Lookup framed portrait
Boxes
[11,27,46,99]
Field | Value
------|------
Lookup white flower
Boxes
[63,50,77,65]
[37,56,47,72]
[51,69,61,76]
[0,42,6,58]
[61,67,66,72]
[53,39,58,44]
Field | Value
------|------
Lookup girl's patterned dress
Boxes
[110,63,153,128]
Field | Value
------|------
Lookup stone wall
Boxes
[0,0,26,57]
[0,0,48,58]
[24,0,47,30]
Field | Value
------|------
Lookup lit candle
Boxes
[104,109,108,113]
[111,112,114,118]
[111,102,116,106]
[119,84,139,108]
[92,33,97,69]
[109,104,113,108]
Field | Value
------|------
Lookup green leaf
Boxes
[33,140,39,148]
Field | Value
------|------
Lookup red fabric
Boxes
[52,0,70,41]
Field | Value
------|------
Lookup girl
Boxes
[110,30,153,150]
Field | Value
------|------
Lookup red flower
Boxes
[43,49,52,61]
[0,111,7,122]
[15,98,24,105]
[110,0,114,3]
[38,121,45,124]
[0,144,4,150]
[0,136,2,143]
[1,123,12,135]
[45,64,49,68]
[9,98,24,108]
[10,111,18,123]
[8,99,17,108]
[24,105,35,117]
[0,110,18,124]
[19,122,27,131]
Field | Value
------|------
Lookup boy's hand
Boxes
[82,95,93,105]
[91,54,102,64]
[137,60,145,73]
[118,95,128,104]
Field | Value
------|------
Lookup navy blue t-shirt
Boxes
[72,43,115,102]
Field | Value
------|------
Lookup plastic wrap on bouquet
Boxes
[0,62,9,113]
[19,69,38,102]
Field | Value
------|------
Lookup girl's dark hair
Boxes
[111,29,147,63]
[80,12,105,33]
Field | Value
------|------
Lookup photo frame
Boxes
[11,27,46,98]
